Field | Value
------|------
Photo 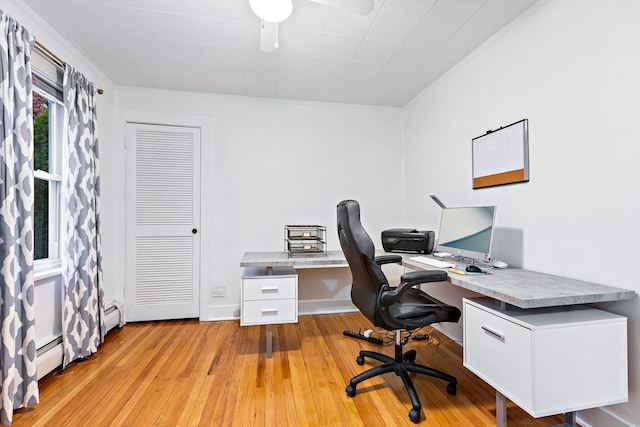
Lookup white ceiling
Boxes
[21,0,538,107]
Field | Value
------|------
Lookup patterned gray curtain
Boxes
[0,9,39,426]
[61,65,104,368]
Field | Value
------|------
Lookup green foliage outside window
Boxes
[33,93,49,260]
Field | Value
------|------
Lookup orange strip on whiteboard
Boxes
[473,169,525,189]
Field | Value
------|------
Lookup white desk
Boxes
[241,251,635,308]
[463,297,628,427]
[402,254,635,427]
[240,250,348,270]
[240,251,348,357]
[401,255,635,309]
[240,251,636,426]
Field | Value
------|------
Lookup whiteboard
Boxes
[472,119,529,189]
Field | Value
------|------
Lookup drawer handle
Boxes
[481,325,505,341]
[261,309,279,316]
[261,287,279,293]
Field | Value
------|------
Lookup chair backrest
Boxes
[337,200,389,327]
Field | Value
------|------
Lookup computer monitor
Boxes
[435,206,496,262]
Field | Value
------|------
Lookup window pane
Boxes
[34,91,51,261]
[34,91,49,172]
[34,178,49,260]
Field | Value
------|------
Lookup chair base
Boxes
[345,341,457,424]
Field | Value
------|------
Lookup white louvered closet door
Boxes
[125,123,201,321]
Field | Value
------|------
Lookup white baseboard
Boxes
[104,303,122,331]
[36,303,123,380]
[430,322,463,346]
[298,298,357,315]
[36,341,63,380]
[577,407,635,427]
[202,304,241,321]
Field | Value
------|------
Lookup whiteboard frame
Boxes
[472,119,529,189]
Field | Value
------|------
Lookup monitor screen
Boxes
[435,206,496,261]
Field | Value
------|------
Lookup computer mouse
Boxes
[493,261,508,269]
[465,265,482,273]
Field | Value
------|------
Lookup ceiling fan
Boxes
[249,0,375,53]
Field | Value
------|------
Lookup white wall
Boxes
[115,88,404,320]
[403,1,640,425]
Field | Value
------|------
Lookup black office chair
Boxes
[337,200,461,423]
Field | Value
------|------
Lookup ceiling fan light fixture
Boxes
[249,0,293,23]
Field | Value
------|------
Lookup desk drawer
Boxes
[243,276,296,301]
[464,301,533,409]
[242,299,297,325]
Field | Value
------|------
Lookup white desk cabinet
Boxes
[463,297,628,418]
[241,266,298,326]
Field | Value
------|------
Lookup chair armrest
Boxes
[375,254,402,266]
[400,270,449,284]
[380,270,449,305]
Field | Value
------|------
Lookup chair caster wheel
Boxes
[356,355,365,365]
[447,382,457,395]
[346,384,356,397]
[404,349,417,363]
[408,408,421,423]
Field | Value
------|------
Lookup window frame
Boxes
[33,74,64,276]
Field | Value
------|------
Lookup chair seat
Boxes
[386,288,460,329]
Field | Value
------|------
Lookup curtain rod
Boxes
[35,40,65,67]
[34,41,104,95]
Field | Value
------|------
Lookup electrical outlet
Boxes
[211,287,225,297]
[233,308,241,317]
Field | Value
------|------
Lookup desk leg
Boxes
[495,391,576,427]
[496,390,507,427]
[550,412,576,427]
[266,324,273,358]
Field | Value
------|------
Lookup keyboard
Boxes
[409,256,456,269]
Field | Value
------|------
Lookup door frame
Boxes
[118,111,213,322]
[125,122,201,321]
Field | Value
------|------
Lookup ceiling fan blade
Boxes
[308,0,374,15]
[259,21,279,53]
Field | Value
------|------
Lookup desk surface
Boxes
[241,251,636,309]
[402,256,635,309]
[241,250,348,269]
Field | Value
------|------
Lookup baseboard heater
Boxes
[36,303,123,380]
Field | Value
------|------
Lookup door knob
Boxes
[192,228,198,234]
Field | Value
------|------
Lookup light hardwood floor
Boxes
[13,312,567,426]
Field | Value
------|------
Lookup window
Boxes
[33,90,62,263]
[32,49,64,272]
